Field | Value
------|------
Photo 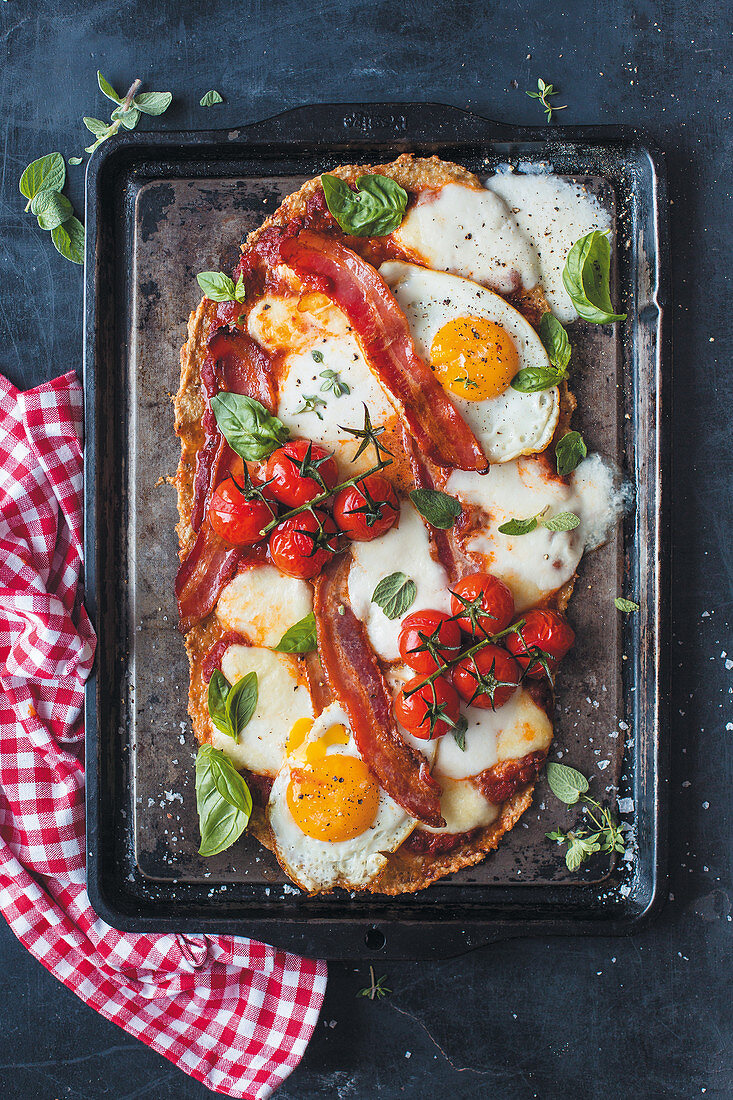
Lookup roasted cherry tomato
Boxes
[268,508,339,579]
[394,674,460,740]
[452,644,521,710]
[332,473,399,542]
[398,609,463,674]
[505,609,575,679]
[264,439,339,508]
[208,476,273,546]
[449,572,515,639]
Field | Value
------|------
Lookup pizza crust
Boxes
[173,154,575,894]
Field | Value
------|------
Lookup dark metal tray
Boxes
[84,102,670,959]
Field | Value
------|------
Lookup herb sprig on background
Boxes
[545,762,629,871]
[526,77,567,122]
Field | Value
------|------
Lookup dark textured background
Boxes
[0,1,731,1097]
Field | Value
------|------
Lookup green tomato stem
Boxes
[258,456,392,537]
[402,618,526,698]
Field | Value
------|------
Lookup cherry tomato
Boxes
[394,674,460,740]
[208,476,273,546]
[449,572,515,639]
[332,474,399,542]
[452,644,521,710]
[398,610,463,674]
[264,439,339,508]
[505,609,575,679]
[268,508,339,579]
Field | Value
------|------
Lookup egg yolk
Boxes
[430,316,519,401]
[286,724,380,842]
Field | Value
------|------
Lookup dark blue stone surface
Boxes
[0,0,730,1096]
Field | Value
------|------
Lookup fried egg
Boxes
[447,452,621,611]
[267,703,416,891]
[380,262,559,463]
[248,293,396,473]
[392,182,541,295]
[212,645,314,777]
[217,564,312,648]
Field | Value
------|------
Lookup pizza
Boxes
[173,154,624,894]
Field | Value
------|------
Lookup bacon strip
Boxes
[404,426,469,583]
[313,555,445,828]
[175,526,240,634]
[278,231,489,473]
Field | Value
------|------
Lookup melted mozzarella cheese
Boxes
[215,645,313,777]
[447,453,620,611]
[216,565,312,649]
[424,778,500,834]
[392,182,541,294]
[347,502,451,662]
[380,262,559,463]
[434,688,552,780]
[485,171,612,322]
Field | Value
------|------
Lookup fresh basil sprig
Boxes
[562,231,627,324]
[274,612,318,654]
[195,744,252,857]
[409,488,462,530]
[211,393,290,462]
[615,597,639,613]
[207,669,258,741]
[321,173,408,237]
[197,271,246,303]
[371,572,417,621]
[498,509,580,535]
[512,313,571,393]
[511,365,563,394]
[555,430,587,476]
[200,89,224,106]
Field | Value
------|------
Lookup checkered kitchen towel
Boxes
[0,371,326,1098]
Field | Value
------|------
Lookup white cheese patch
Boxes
[484,171,612,322]
[424,777,500,834]
[347,502,451,662]
[447,453,621,611]
[216,565,313,649]
[215,645,314,777]
[434,688,552,780]
[392,182,541,294]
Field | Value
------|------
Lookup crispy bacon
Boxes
[404,427,470,582]
[403,827,481,856]
[313,555,445,828]
[473,750,548,804]
[277,231,489,473]
[175,527,240,634]
[201,631,248,683]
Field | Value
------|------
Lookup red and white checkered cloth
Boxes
[0,371,327,1098]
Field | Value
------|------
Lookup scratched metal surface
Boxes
[126,166,626,888]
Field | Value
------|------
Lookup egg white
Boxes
[267,703,417,892]
[380,262,559,463]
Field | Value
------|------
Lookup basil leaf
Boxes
[511,365,563,393]
[542,511,580,532]
[207,669,232,737]
[562,230,627,324]
[19,153,65,206]
[539,312,571,371]
[83,116,110,137]
[371,572,417,621]
[211,392,290,462]
[234,274,246,303]
[195,744,252,857]
[200,89,224,107]
[452,715,468,752]
[97,71,122,103]
[321,173,408,237]
[196,270,238,301]
[225,672,258,741]
[31,190,73,231]
[311,349,324,363]
[133,91,173,116]
[274,612,318,654]
[555,430,587,476]
[615,597,639,613]
[498,514,539,536]
[546,761,589,805]
[409,488,462,530]
[51,217,84,265]
[68,157,83,166]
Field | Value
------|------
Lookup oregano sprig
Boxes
[526,77,567,122]
[545,762,630,871]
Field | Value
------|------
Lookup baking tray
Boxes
[83,102,670,959]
